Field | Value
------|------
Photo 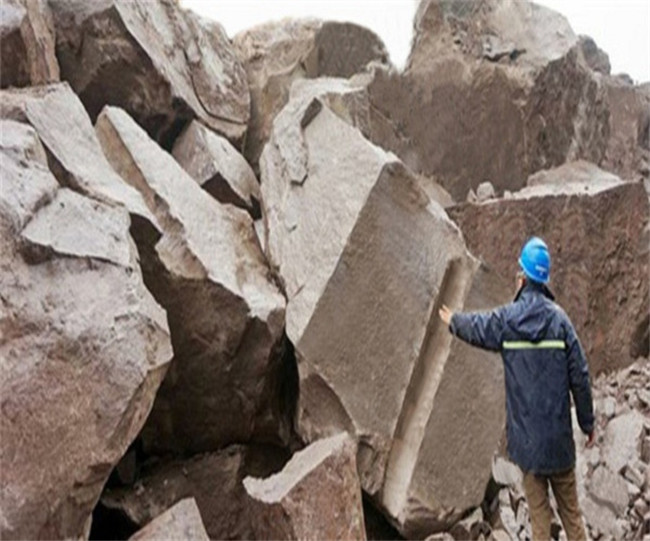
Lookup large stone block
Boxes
[0,120,172,539]
[172,120,261,217]
[361,0,609,201]
[233,19,389,167]
[448,162,649,374]
[49,0,249,147]
[0,0,59,88]
[95,106,288,454]
[244,433,366,540]
[261,89,506,535]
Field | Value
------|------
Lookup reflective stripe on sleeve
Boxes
[502,340,566,350]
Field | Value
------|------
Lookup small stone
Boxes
[627,481,641,501]
[633,498,648,517]
[623,463,646,489]
[602,396,617,418]
[476,181,496,201]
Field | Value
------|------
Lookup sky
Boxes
[183,0,650,83]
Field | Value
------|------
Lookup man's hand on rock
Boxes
[439,304,453,326]
[586,430,596,448]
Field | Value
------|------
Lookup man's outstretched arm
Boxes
[439,304,505,352]
[565,319,595,440]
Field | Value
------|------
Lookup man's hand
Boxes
[586,430,596,448]
[439,304,453,326]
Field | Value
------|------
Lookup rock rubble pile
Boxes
[1,0,648,539]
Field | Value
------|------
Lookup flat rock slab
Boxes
[49,0,249,146]
[0,83,157,234]
[128,499,209,541]
[244,433,366,540]
[103,445,289,540]
[233,18,389,167]
[448,167,649,374]
[0,0,59,88]
[96,105,288,454]
[261,88,506,534]
[0,121,172,539]
[361,0,608,201]
[172,120,261,217]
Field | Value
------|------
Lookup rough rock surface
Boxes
[0,120,172,539]
[244,433,366,540]
[600,77,650,182]
[103,445,288,540]
[49,0,250,147]
[261,87,506,534]
[0,0,59,88]
[233,18,389,167]
[129,499,209,541]
[172,120,261,217]
[95,106,288,454]
[361,0,609,201]
[448,163,649,374]
[578,36,610,75]
[0,83,157,234]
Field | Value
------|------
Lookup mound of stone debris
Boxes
[1,0,648,539]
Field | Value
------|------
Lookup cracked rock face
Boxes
[95,106,288,454]
[49,0,250,147]
[448,162,650,374]
[361,0,609,201]
[0,120,172,540]
[244,433,366,540]
[128,499,209,541]
[172,120,262,218]
[261,88,506,534]
[233,18,390,168]
[0,0,59,88]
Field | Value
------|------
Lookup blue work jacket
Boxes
[449,282,594,475]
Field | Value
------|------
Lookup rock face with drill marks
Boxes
[448,162,650,374]
[128,499,209,541]
[95,106,288,454]
[361,0,609,201]
[244,433,366,540]
[261,87,506,533]
[0,0,60,88]
[233,18,390,167]
[49,0,250,147]
[0,120,172,539]
[172,120,262,217]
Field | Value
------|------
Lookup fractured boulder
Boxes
[261,87,506,534]
[0,0,59,88]
[0,120,172,539]
[244,433,366,540]
[95,106,288,454]
[172,120,261,217]
[49,0,250,147]
[362,0,609,200]
[103,445,289,540]
[233,18,390,167]
[448,162,650,374]
[129,499,209,541]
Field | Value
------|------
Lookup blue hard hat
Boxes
[519,237,551,284]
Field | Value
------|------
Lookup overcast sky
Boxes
[183,0,649,83]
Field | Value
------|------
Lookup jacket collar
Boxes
[514,280,555,303]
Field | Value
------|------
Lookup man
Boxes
[439,237,594,541]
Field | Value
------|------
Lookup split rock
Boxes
[129,499,209,541]
[261,89,506,534]
[0,0,59,88]
[448,164,649,374]
[95,106,288,454]
[49,0,249,146]
[244,433,366,540]
[363,0,608,200]
[0,121,171,539]
[103,446,288,540]
[233,18,389,166]
[172,120,261,217]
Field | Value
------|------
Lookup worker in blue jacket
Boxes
[439,237,594,541]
